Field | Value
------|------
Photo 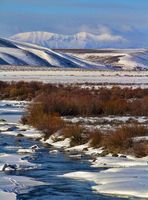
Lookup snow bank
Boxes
[1,127,43,139]
[0,191,16,200]
[66,143,89,152]
[60,154,148,198]
[0,153,36,171]
[19,128,43,139]
[133,136,148,142]
[92,155,148,168]
[93,167,148,198]
[61,166,148,198]
[49,138,71,148]
[0,175,48,193]
[44,134,71,148]
[18,145,39,154]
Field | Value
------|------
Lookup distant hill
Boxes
[0,38,107,69]
[10,31,127,49]
[58,49,148,71]
[0,37,148,70]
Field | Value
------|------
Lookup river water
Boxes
[0,101,127,200]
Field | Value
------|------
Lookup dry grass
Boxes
[0,81,148,116]
[13,81,148,157]
[104,124,148,154]
[62,124,85,146]
[89,130,103,148]
[133,142,148,158]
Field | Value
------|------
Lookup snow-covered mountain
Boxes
[0,37,107,69]
[64,49,148,70]
[0,37,147,70]
[10,31,127,49]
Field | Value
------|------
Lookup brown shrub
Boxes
[62,124,84,146]
[20,115,28,125]
[141,96,148,115]
[103,98,128,115]
[0,81,148,116]
[89,130,103,148]
[27,101,65,139]
[104,125,148,153]
[133,142,148,158]
[41,114,65,140]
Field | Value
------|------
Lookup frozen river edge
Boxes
[0,100,148,199]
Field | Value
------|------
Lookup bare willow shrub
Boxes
[62,124,84,146]
[104,125,148,153]
[89,130,103,148]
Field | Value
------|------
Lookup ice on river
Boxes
[0,190,16,200]
[0,100,28,123]
[0,175,48,195]
[0,153,37,171]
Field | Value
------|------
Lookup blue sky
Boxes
[0,0,148,47]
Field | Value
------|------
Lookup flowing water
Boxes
[0,101,127,200]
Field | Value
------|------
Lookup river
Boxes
[0,100,129,200]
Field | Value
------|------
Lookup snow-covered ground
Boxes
[0,100,148,199]
[0,174,46,199]
[63,116,148,125]
[41,122,148,199]
[0,153,36,171]
[1,120,148,198]
[0,191,16,200]
[43,133,148,198]
[61,166,148,198]
[0,70,148,87]
[63,116,148,132]
[0,100,28,123]
[67,49,148,70]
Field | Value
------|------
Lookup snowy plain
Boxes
[0,70,148,88]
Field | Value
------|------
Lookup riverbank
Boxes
[0,100,128,200]
[41,131,148,199]
[1,116,148,199]
[0,100,148,199]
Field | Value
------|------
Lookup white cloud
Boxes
[98,25,111,34]
[79,25,126,43]
[96,33,126,42]
[93,25,127,43]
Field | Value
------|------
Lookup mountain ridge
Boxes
[0,37,148,70]
[0,37,107,69]
[10,31,126,49]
